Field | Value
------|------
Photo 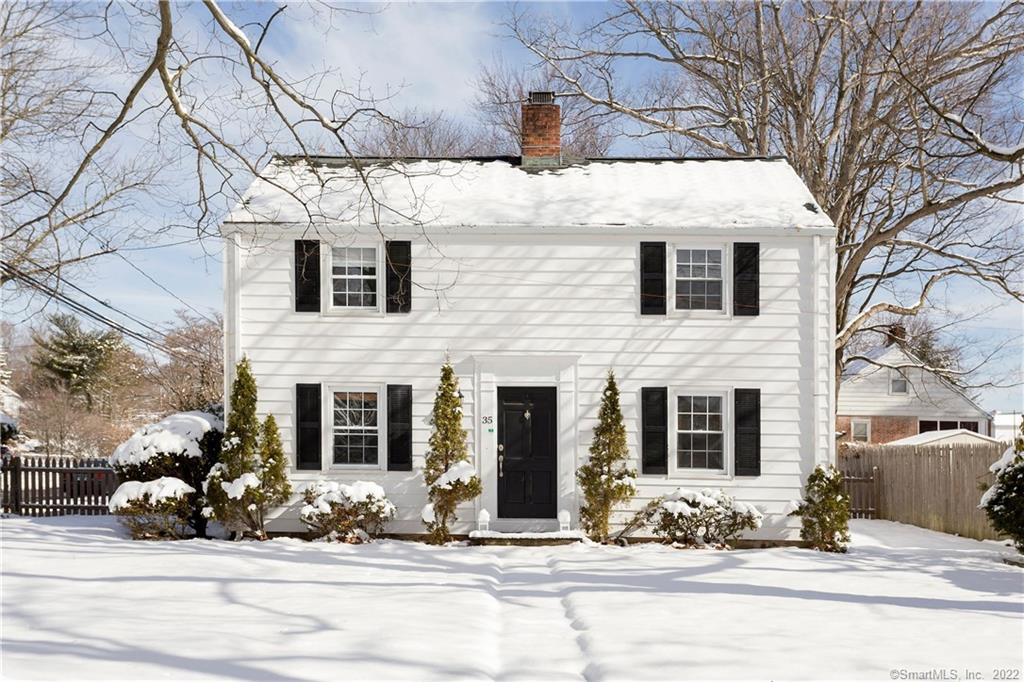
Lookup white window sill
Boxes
[322,308,385,318]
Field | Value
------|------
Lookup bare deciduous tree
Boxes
[355,108,488,157]
[475,56,616,157]
[150,310,224,413]
[506,1,1024,393]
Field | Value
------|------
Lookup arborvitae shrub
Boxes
[422,361,481,544]
[981,417,1024,552]
[790,464,851,552]
[577,371,636,542]
[204,358,291,539]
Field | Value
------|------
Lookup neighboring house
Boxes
[837,341,993,444]
[1,384,22,419]
[222,92,837,539]
[993,412,1022,442]
[886,429,1003,447]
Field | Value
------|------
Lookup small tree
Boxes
[790,464,851,553]
[205,358,291,540]
[577,371,636,542]
[423,361,481,544]
[981,417,1024,553]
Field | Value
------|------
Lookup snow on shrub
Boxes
[299,480,396,542]
[110,412,223,466]
[109,477,196,540]
[980,418,1024,553]
[789,464,851,553]
[110,410,223,538]
[653,488,763,547]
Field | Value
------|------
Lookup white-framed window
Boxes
[674,246,726,312]
[675,393,726,471]
[330,246,379,310]
[889,370,909,395]
[851,419,870,443]
[330,387,382,467]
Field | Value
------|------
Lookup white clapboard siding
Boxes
[229,232,834,538]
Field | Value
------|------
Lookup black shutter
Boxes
[733,242,760,316]
[387,384,413,471]
[295,383,321,470]
[385,240,412,314]
[294,240,321,313]
[641,387,668,474]
[734,388,761,476]
[640,242,666,315]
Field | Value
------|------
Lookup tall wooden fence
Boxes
[1,455,117,516]
[839,442,1006,541]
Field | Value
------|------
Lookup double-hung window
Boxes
[331,246,378,309]
[851,419,870,442]
[332,390,380,466]
[676,394,725,471]
[675,248,724,311]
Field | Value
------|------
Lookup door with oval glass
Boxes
[496,386,557,519]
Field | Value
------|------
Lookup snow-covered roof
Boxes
[226,156,835,231]
[886,429,1002,446]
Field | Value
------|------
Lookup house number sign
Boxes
[482,415,494,432]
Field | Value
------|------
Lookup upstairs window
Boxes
[332,390,379,466]
[675,248,723,311]
[332,247,378,309]
[889,371,909,395]
[676,394,724,470]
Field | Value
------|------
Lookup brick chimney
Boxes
[885,324,907,346]
[521,91,561,168]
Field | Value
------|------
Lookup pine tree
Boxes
[577,370,636,542]
[205,358,290,540]
[254,414,292,524]
[423,361,481,544]
[981,417,1024,552]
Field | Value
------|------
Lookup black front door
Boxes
[497,387,557,519]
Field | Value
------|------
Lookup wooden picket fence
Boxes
[1,455,117,516]
[839,442,1006,541]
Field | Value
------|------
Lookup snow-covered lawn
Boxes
[2,518,1021,681]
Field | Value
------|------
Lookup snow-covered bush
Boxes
[980,417,1024,552]
[422,361,481,544]
[109,477,195,540]
[789,464,851,553]
[653,488,763,547]
[577,371,636,542]
[109,410,223,538]
[300,480,396,542]
[204,359,291,540]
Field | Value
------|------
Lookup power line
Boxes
[2,263,192,362]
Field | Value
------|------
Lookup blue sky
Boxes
[16,1,1022,412]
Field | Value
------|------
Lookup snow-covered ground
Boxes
[2,517,1021,681]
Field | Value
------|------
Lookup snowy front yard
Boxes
[2,518,1021,681]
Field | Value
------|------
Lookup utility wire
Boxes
[2,263,192,362]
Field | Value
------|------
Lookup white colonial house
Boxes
[221,93,837,539]
[837,340,993,445]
